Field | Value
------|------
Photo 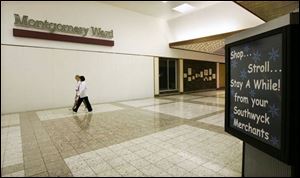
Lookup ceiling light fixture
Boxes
[173,3,195,13]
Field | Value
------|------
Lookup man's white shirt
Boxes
[78,81,88,98]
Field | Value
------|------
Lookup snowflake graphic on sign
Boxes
[252,50,261,63]
[239,69,247,80]
[270,136,279,147]
[268,48,279,61]
[268,104,279,118]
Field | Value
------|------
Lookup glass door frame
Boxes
[159,58,178,92]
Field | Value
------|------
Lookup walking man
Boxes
[73,76,93,113]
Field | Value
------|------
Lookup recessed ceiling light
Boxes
[173,3,195,13]
[161,1,168,3]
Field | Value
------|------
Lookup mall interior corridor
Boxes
[2,1,298,177]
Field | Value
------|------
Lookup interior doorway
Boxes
[159,58,178,92]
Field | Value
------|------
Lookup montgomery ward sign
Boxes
[13,14,114,46]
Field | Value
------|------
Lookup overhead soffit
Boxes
[170,1,299,56]
[235,1,299,22]
[169,30,246,56]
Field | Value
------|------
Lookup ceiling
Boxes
[101,1,223,20]
[102,1,298,56]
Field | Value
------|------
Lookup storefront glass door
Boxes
[159,58,177,91]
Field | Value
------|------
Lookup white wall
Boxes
[1,1,224,114]
[167,1,265,42]
[1,45,154,113]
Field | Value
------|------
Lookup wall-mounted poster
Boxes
[200,72,203,78]
[188,68,192,75]
[212,74,216,79]
[209,68,212,75]
[183,73,187,78]
[192,76,195,80]
[204,69,208,76]
[209,76,212,81]
[188,77,191,81]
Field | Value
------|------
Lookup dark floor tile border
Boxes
[19,112,73,177]
[38,108,185,159]
[138,101,177,108]
[184,100,225,108]
[113,100,177,109]
[1,124,20,128]
[186,121,225,135]
[188,110,225,122]
[157,95,206,102]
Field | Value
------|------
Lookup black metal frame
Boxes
[225,26,291,164]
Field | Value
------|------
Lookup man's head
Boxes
[80,76,85,81]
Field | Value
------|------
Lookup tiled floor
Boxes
[197,112,225,127]
[1,89,242,177]
[64,125,241,177]
[36,104,123,121]
[192,97,225,105]
[119,98,173,107]
[160,94,204,101]
[143,102,224,120]
[190,90,225,97]
[1,114,20,127]
[1,126,23,168]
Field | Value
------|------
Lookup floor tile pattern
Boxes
[143,102,223,119]
[36,104,123,121]
[119,98,173,107]
[64,125,241,177]
[197,112,225,127]
[1,90,242,177]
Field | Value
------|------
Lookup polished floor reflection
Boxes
[1,90,242,177]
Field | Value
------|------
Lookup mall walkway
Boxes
[1,90,242,177]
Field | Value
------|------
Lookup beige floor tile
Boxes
[166,166,189,177]
[96,168,121,177]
